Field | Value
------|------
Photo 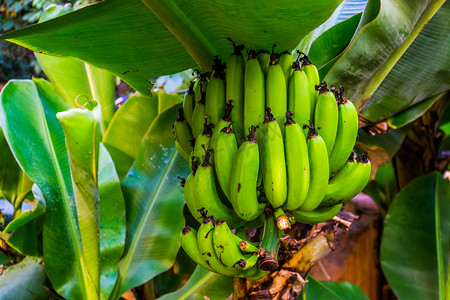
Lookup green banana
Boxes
[194,150,244,228]
[321,153,372,206]
[180,226,214,272]
[175,139,190,161]
[183,81,196,128]
[210,100,233,152]
[206,57,226,125]
[191,123,213,164]
[266,51,287,130]
[232,235,259,253]
[300,53,320,121]
[194,73,208,103]
[297,123,329,212]
[329,86,359,174]
[197,217,240,276]
[244,50,266,136]
[291,204,343,224]
[257,50,271,77]
[191,82,208,138]
[184,169,202,221]
[279,51,293,89]
[314,82,338,155]
[260,108,287,209]
[213,123,238,201]
[283,112,310,211]
[213,220,259,271]
[226,38,246,142]
[230,126,265,221]
[174,107,194,156]
[287,55,310,137]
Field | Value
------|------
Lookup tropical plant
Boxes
[0,0,449,299]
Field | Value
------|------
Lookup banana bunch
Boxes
[174,42,372,231]
[180,213,281,279]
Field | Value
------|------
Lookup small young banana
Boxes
[279,51,293,89]
[260,108,287,209]
[284,111,310,211]
[213,123,238,201]
[230,126,265,221]
[197,217,240,276]
[291,204,343,224]
[244,50,265,136]
[287,53,310,137]
[194,150,245,228]
[322,153,372,206]
[329,86,359,174]
[180,226,214,272]
[300,53,320,121]
[206,57,227,126]
[226,38,246,142]
[191,82,208,138]
[232,235,259,253]
[174,107,194,156]
[183,81,196,128]
[266,47,287,130]
[297,123,329,212]
[314,82,338,155]
[257,50,271,77]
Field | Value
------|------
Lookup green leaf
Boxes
[98,144,126,299]
[1,0,342,94]
[57,108,101,297]
[324,0,447,115]
[0,257,50,300]
[0,78,95,299]
[110,103,190,298]
[380,172,450,300]
[302,275,369,300]
[158,266,233,300]
[102,93,159,180]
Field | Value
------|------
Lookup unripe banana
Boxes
[191,123,213,163]
[314,82,338,155]
[300,53,320,120]
[260,108,287,209]
[180,226,214,271]
[230,126,265,221]
[191,82,208,138]
[175,140,190,161]
[206,57,226,125]
[291,204,343,224]
[283,112,310,211]
[279,51,293,89]
[244,50,265,136]
[174,107,194,156]
[287,57,310,137]
[197,217,239,276]
[194,73,208,103]
[329,86,359,174]
[184,168,202,221]
[213,123,238,201]
[213,220,258,270]
[183,81,196,128]
[194,150,245,228]
[226,39,246,142]
[266,54,287,130]
[232,235,259,253]
[257,50,270,77]
[297,123,329,212]
[210,100,233,152]
[322,153,372,206]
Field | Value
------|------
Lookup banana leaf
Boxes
[0,257,50,300]
[0,0,342,95]
[158,266,233,300]
[301,275,369,300]
[109,103,190,298]
[380,172,450,300]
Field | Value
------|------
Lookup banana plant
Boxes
[0,0,449,299]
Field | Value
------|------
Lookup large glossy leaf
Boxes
[1,0,342,94]
[380,172,450,300]
[0,257,50,300]
[57,108,101,298]
[0,78,94,299]
[98,144,126,299]
[158,266,233,300]
[110,103,190,298]
[324,0,447,115]
[301,275,369,300]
